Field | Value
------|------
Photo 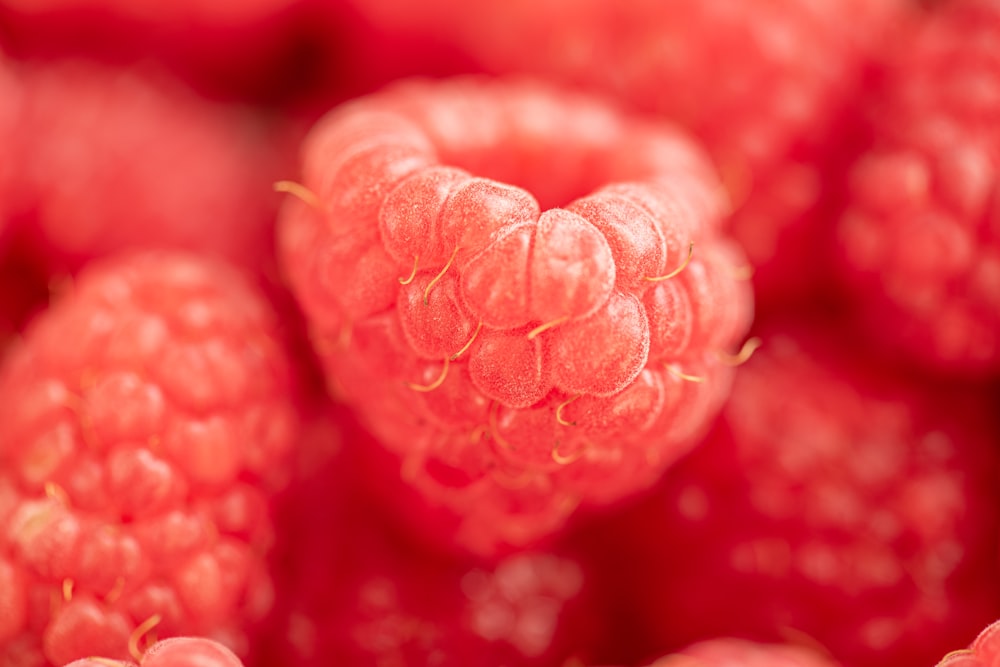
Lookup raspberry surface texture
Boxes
[936,619,1000,666]
[837,0,1000,374]
[252,405,603,667]
[343,0,908,304]
[572,321,1000,667]
[0,251,299,666]
[5,59,282,275]
[277,76,754,555]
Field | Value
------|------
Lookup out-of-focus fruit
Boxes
[0,251,300,665]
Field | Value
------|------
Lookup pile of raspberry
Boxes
[0,1,998,666]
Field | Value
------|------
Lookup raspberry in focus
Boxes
[277,76,754,555]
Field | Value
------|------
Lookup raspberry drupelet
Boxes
[0,251,300,666]
[277,76,754,555]
[838,0,1000,374]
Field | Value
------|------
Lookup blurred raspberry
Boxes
[0,251,300,666]
[837,0,1000,375]
[4,58,285,277]
[277,76,754,555]
[571,320,1000,667]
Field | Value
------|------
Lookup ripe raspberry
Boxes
[5,59,283,275]
[574,321,1000,667]
[277,76,754,554]
[253,405,605,667]
[837,0,1000,374]
[936,619,1000,667]
[343,0,907,304]
[63,636,245,667]
[646,638,841,667]
[0,251,300,666]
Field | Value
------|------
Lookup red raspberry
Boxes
[936,619,1000,667]
[343,0,907,304]
[646,638,841,667]
[277,76,754,555]
[5,59,283,275]
[253,405,605,667]
[574,322,1000,667]
[0,251,300,666]
[838,0,1000,375]
[63,636,245,667]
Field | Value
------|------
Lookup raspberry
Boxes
[277,76,754,554]
[63,636,245,667]
[343,0,907,303]
[0,251,300,665]
[574,322,1000,667]
[936,619,1000,667]
[253,406,604,667]
[5,59,283,276]
[837,0,1000,374]
[646,638,840,667]
[0,53,20,236]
